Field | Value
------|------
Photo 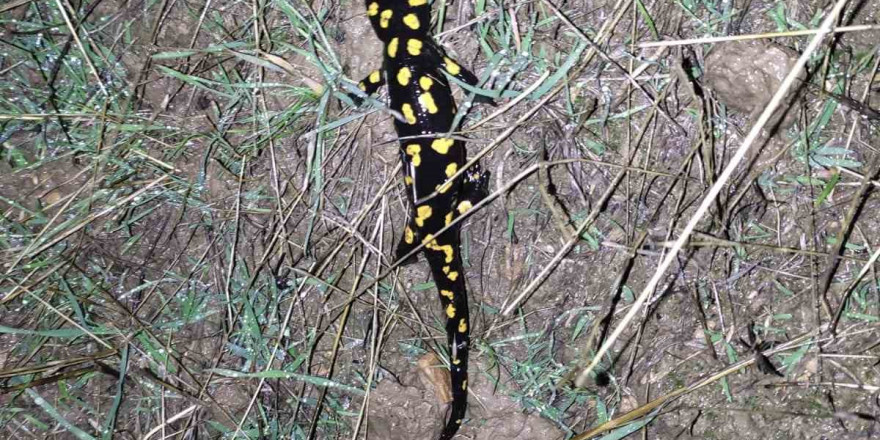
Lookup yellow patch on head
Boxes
[367,2,379,16]
[396,67,411,86]
[444,57,461,75]
[368,70,381,83]
[445,162,458,177]
[401,103,416,124]
[404,175,413,185]
[387,37,399,57]
[418,92,438,114]
[407,39,423,56]
[358,82,366,91]
[379,9,393,28]
[445,303,456,318]
[408,0,427,6]
[445,211,453,226]
[419,76,433,91]
[447,271,459,281]
[403,13,420,30]
[431,137,454,154]
[457,200,473,214]
[404,226,414,244]
[440,289,454,299]
[405,143,421,166]
[415,205,432,227]
[458,318,467,333]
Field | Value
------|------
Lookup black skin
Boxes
[351,0,492,438]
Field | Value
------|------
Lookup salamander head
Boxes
[364,0,432,44]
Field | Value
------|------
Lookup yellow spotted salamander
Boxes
[353,0,492,438]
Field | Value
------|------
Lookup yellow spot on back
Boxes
[367,2,379,16]
[379,9,393,28]
[446,303,456,318]
[444,57,461,75]
[437,180,452,194]
[453,358,461,365]
[418,92,438,114]
[422,234,435,246]
[404,226,414,244]
[408,0,427,6]
[431,138,454,154]
[404,175,413,185]
[442,266,450,274]
[405,143,421,166]
[403,13,420,30]
[368,70,381,83]
[445,211,453,226]
[440,289,454,299]
[358,82,366,91]
[458,318,467,332]
[401,103,416,124]
[445,162,458,177]
[457,200,473,214]
[422,234,452,261]
[405,144,421,155]
[415,205,432,227]
[447,271,459,281]
[419,76,433,91]
[407,39,423,56]
[437,244,454,263]
[397,67,411,86]
[462,380,467,390]
[387,37,399,57]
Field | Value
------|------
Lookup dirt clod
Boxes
[703,39,805,129]
[417,352,453,404]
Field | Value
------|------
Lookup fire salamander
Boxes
[352,0,492,438]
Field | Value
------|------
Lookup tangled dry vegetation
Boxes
[1,0,879,439]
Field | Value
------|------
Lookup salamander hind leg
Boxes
[449,163,490,228]
[393,221,421,266]
[349,68,386,106]
[459,163,490,209]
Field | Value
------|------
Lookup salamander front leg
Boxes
[440,56,496,106]
[349,69,386,106]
